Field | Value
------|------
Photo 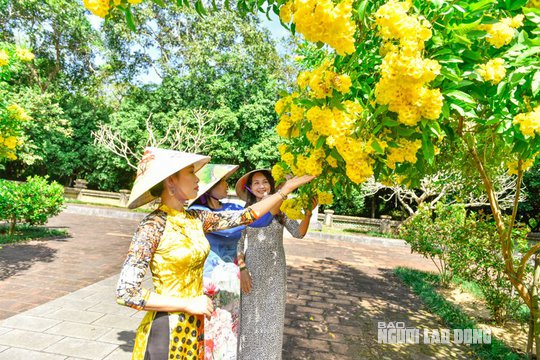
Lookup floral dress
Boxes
[116,204,257,360]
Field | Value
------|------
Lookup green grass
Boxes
[311,226,402,239]
[451,276,530,325]
[0,224,68,245]
[394,267,525,360]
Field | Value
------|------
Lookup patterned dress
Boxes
[116,204,257,360]
[237,216,304,360]
[188,202,245,360]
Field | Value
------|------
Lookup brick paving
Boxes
[0,206,472,359]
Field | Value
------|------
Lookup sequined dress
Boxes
[237,216,304,360]
[116,204,257,360]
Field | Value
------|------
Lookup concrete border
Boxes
[64,204,408,248]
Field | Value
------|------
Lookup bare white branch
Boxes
[92,109,223,170]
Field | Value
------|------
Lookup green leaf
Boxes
[382,117,399,127]
[315,136,325,149]
[151,0,166,6]
[124,7,136,32]
[195,0,207,15]
[371,139,385,154]
[422,131,435,165]
[440,67,462,83]
[444,90,476,106]
[532,70,540,96]
[442,101,450,119]
[506,0,528,10]
[468,0,494,12]
[451,17,483,34]
[524,7,540,25]
[357,0,368,22]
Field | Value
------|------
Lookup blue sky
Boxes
[88,10,290,84]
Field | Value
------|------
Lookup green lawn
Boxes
[0,224,68,245]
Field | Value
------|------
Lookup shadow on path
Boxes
[117,330,137,352]
[0,243,58,281]
[283,258,469,360]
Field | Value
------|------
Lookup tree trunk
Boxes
[527,316,534,357]
[534,254,540,359]
[8,217,16,236]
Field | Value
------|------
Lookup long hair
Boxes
[245,170,285,224]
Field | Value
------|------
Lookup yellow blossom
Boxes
[271,163,288,182]
[477,58,506,84]
[83,0,110,18]
[16,48,34,62]
[386,139,422,169]
[480,19,519,48]
[4,136,18,149]
[7,103,31,121]
[514,106,540,137]
[0,50,9,66]
[317,191,334,205]
[326,155,338,168]
[507,158,536,175]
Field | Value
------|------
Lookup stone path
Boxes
[0,207,471,359]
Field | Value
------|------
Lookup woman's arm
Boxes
[196,175,315,232]
[116,212,213,317]
[237,230,252,294]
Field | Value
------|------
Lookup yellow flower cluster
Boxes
[317,191,333,205]
[7,103,31,121]
[335,137,375,183]
[289,148,326,177]
[280,198,305,220]
[479,15,524,48]
[83,0,141,18]
[514,106,540,137]
[1,136,19,150]
[386,139,422,169]
[279,0,355,55]
[271,163,288,183]
[83,0,110,18]
[507,157,536,175]
[477,58,506,85]
[15,48,35,62]
[306,105,356,139]
[0,50,9,66]
[297,60,352,99]
[374,0,443,126]
[529,0,540,7]
[275,93,303,139]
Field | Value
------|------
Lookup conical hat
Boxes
[235,169,271,201]
[187,164,239,206]
[127,147,210,209]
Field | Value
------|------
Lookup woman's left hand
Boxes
[306,197,318,216]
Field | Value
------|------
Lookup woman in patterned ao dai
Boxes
[115,148,314,360]
[235,170,317,360]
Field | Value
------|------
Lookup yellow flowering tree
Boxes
[0,43,33,163]
[87,0,540,352]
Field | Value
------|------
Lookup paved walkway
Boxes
[0,207,470,359]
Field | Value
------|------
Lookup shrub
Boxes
[450,214,529,324]
[399,203,462,287]
[400,202,528,324]
[0,176,65,235]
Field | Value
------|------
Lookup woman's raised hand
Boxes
[281,175,316,195]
